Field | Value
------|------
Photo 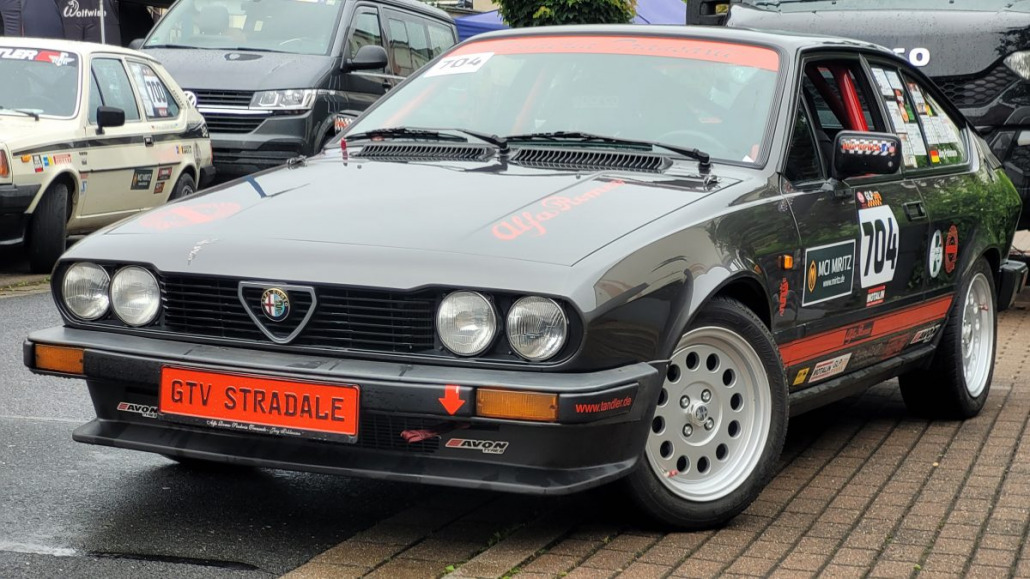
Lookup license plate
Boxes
[159,367,359,442]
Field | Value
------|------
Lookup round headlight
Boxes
[506,296,568,361]
[437,291,497,356]
[62,262,110,320]
[111,266,160,326]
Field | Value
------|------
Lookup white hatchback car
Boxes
[0,38,214,272]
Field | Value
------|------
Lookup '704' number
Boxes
[859,206,899,288]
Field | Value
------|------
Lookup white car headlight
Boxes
[62,262,110,321]
[250,89,317,110]
[111,266,160,326]
[437,291,497,356]
[506,297,568,361]
[1005,51,1030,80]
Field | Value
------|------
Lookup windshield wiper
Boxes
[504,131,712,173]
[222,47,291,54]
[143,44,212,49]
[345,127,469,143]
[0,106,39,121]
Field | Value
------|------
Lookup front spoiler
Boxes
[26,326,664,494]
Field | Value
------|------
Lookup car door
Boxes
[79,55,153,219]
[779,56,930,390]
[125,58,188,207]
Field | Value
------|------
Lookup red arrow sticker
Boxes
[439,384,466,415]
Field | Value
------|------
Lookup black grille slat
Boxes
[188,89,254,108]
[355,414,442,453]
[511,147,669,172]
[201,113,266,134]
[159,275,437,353]
[355,143,491,161]
[934,64,1018,108]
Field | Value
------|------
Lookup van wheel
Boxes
[27,182,68,274]
[168,173,196,201]
[623,297,788,529]
[900,258,996,419]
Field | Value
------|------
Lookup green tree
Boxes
[496,0,636,28]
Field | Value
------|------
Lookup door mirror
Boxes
[832,131,902,181]
[686,0,733,25]
[344,45,388,71]
[128,38,145,50]
[96,106,125,134]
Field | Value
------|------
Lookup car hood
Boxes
[142,48,335,91]
[728,4,1030,77]
[0,116,78,152]
[67,151,741,288]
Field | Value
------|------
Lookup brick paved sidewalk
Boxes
[285,290,1030,579]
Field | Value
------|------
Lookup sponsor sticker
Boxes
[445,438,509,455]
[856,190,883,209]
[131,169,153,190]
[810,353,852,383]
[425,52,495,77]
[32,155,42,173]
[80,178,87,194]
[117,401,158,419]
[884,333,910,358]
[859,205,899,288]
[866,285,886,307]
[157,167,173,181]
[802,240,855,306]
[911,324,941,345]
[792,367,810,386]
[573,395,633,415]
[929,230,943,278]
[844,321,874,345]
[778,277,789,316]
[175,144,194,156]
[155,182,165,195]
[944,225,959,274]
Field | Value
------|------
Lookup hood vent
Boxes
[511,148,671,173]
[355,143,492,162]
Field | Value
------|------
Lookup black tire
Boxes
[900,258,996,419]
[26,182,68,274]
[168,172,196,201]
[623,297,789,530]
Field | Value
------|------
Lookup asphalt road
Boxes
[0,291,425,578]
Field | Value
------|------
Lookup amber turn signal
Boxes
[35,344,85,375]
[0,151,9,179]
[476,388,558,422]
[779,254,794,270]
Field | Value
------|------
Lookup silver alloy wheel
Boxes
[646,326,772,502]
[961,272,994,397]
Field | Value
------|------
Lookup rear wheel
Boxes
[624,298,788,529]
[168,172,196,201]
[900,257,996,419]
[27,182,68,273]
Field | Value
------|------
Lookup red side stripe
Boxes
[779,295,953,367]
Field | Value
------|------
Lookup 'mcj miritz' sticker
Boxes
[802,240,855,306]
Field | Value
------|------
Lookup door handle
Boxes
[143,136,154,147]
[903,201,927,221]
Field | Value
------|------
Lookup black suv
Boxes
[689,0,1030,228]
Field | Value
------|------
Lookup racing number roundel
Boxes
[929,230,943,278]
[859,206,899,288]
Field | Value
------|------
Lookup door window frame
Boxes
[87,55,145,127]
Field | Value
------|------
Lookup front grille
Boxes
[355,414,443,454]
[355,143,492,161]
[511,147,670,172]
[188,89,254,108]
[934,64,1019,108]
[201,112,266,134]
[160,275,438,354]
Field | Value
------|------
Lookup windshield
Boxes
[144,0,345,56]
[0,48,80,118]
[742,0,1026,11]
[348,36,781,164]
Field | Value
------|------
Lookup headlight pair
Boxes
[436,291,568,362]
[250,89,317,110]
[62,263,160,326]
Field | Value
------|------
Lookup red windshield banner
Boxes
[449,36,779,71]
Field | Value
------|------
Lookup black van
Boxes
[687,0,1030,229]
[136,0,456,179]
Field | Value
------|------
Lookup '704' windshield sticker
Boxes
[424,52,494,77]
[859,205,899,288]
[802,240,855,306]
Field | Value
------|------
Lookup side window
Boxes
[426,21,456,58]
[348,9,385,73]
[784,100,824,184]
[386,17,411,76]
[90,58,141,122]
[88,73,103,124]
[128,62,180,120]
[385,12,431,77]
[405,18,430,72]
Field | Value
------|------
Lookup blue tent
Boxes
[455,0,687,42]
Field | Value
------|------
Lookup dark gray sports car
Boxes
[24,25,1026,529]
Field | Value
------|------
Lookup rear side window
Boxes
[128,62,180,120]
[870,66,966,169]
[426,21,456,59]
[385,11,435,76]
[90,58,141,123]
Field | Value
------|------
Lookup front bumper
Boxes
[0,183,39,245]
[204,110,318,178]
[25,327,663,494]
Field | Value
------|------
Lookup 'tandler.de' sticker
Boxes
[802,240,855,306]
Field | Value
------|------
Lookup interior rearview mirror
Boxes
[96,106,125,134]
[832,130,902,181]
[344,45,388,72]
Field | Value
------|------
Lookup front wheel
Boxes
[27,182,68,273]
[899,257,996,419]
[624,297,788,529]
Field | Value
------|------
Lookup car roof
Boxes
[0,37,161,62]
[370,0,454,23]
[467,24,891,55]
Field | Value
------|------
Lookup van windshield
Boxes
[144,0,346,56]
